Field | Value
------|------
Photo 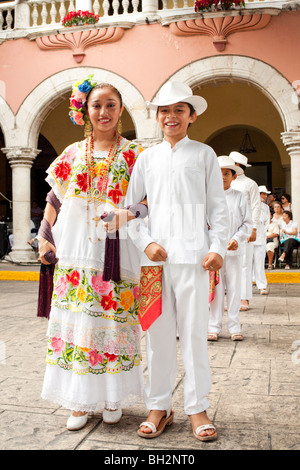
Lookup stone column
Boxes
[281,130,300,225]
[2,147,40,263]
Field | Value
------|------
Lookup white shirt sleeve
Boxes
[205,150,229,258]
[249,181,261,229]
[125,155,155,253]
[231,193,253,246]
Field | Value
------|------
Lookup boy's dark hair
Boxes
[156,102,196,117]
[238,163,246,172]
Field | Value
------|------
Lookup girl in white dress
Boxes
[40,77,144,430]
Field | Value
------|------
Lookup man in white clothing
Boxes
[230,151,261,311]
[208,156,252,341]
[126,82,228,442]
[253,185,271,294]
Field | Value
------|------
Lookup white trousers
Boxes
[253,244,267,290]
[144,264,211,415]
[208,255,242,335]
[241,242,254,300]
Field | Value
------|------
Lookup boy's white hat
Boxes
[229,151,252,168]
[218,156,243,176]
[258,185,271,194]
[147,81,207,116]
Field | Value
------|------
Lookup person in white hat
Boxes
[208,156,252,341]
[230,151,261,311]
[125,81,229,442]
[252,186,271,294]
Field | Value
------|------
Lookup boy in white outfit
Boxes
[208,156,252,342]
[253,185,271,294]
[125,82,228,442]
[230,151,261,311]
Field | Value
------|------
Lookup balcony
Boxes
[0,0,294,40]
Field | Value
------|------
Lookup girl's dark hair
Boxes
[85,83,123,108]
[283,210,293,220]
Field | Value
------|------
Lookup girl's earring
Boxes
[84,119,92,138]
[117,119,122,135]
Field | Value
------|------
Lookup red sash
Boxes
[138,266,162,331]
[209,270,220,303]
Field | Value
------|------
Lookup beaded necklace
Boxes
[86,132,121,243]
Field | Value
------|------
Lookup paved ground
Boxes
[0,278,299,452]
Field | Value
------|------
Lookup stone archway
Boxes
[1,68,152,262]
[14,67,151,149]
[152,55,300,224]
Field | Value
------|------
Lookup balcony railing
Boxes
[0,0,292,35]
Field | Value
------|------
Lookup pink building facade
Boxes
[0,0,300,262]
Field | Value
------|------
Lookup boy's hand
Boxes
[144,242,168,262]
[227,239,238,251]
[202,252,223,271]
[247,229,256,243]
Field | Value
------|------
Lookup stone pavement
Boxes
[0,278,299,452]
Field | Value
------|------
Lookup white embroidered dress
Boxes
[41,137,144,412]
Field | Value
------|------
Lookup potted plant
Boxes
[62,10,100,27]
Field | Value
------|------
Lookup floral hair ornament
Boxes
[69,75,97,129]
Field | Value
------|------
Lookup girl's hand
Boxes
[39,236,56,265]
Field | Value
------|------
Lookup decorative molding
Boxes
[35,27,125,63]
[168,12,276,51]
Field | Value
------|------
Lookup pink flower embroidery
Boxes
[91,273,112,294]
[51,337,65,355]
[133,285,139,300]
[62,147,76,164]
[88,349,103,366]
[55,276,68,297]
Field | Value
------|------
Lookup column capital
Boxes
[2,147,41,167]
[281,129,300,152]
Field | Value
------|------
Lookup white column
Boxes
[2,147,40,263]
[281,130,300,225]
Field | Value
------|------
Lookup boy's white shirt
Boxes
[254,201,270,246]
[125,136,229,266]
[231,173,261,229]
[223,187,253,256]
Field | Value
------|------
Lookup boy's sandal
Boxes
[231,333,243,341]
[137,409,174,439]
[193,423,218,442]
[207,333,219,341]
[260,289,268,295]
[240,304,249,311]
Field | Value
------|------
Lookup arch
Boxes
[0,96,15,145]
[150,55,300,132]
[13,67,150,149]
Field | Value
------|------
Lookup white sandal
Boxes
[194,423,218,442]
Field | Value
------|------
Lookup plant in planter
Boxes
[62,10,100,27]
[194,0,244,12]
